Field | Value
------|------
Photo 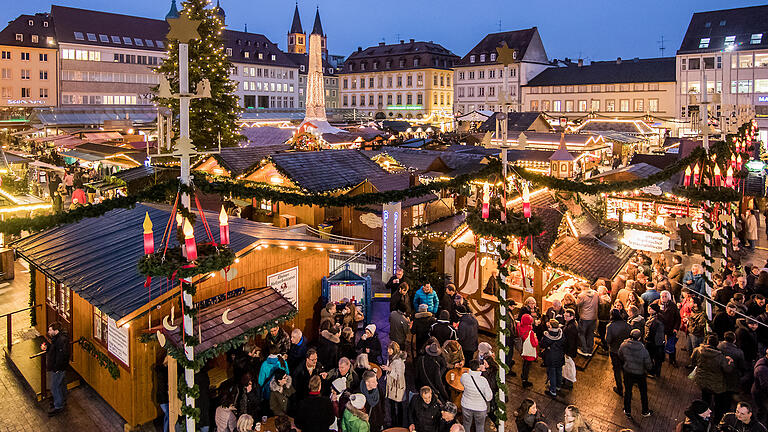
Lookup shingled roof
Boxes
[210,144,290,177]
[51,5,168,50]
[270,150,387,192]
[678,5,768,54]
[511,189,563,260]
[0,13,57,48]
[525,57,675,86]
[477,112,548,133]
[549,237,633,283]
[455,28,538,66]
[224,29,296,67]
[342,40,458,73]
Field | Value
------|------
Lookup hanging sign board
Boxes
[382,202,402,282]
[107,317,130,367]
[621,229,669,253]
[268,266,299,308]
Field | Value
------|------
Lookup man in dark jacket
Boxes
[391,282,412,316]
[606,308,631,395]
[409,386,442,432]
[657,291,681,367]
[678,400,712,432]
[292,348,326,402]
[691,335,734,423]
[412,304,437,353]
[618,329,653,418]
[415,342,449,402]
[44,322,70,416]
[265,325,291,357]
[389,307,411,350]
[356,324,383,364]
[645,303,666,377]
[439,284,458,321]
[430,310,457,345]
[719,401,767,432]
[456,306,479,364]
[713,304,739,341]
[736,318,761,366]
[753,351,768,426]
[288,328,309,372]
[295,376,336,432]
[386,268,409,295]
[540,319,565,397]
[562,308,579,389]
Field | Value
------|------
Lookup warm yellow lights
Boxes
[183,218,194,238]
[0,203,52,214]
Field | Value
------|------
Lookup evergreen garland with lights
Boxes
[153,0,242,149]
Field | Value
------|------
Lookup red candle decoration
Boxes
[731,154,737,170]
[713,164,722,187]
[183,218,197,261]
[693,163,700,185]
[219,206,230,246]
[481,182,490,219]
[142,212,154,255]
[683,166,691,186]
[726,166,734,188]
[522,182,531,218]
[736,154,743,170]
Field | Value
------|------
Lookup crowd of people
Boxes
[149,245,768,432]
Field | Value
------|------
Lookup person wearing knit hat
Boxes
[357,322,383,363]
[342,394,370,432]
[478,342,493,359]
[332,377,347,394]
[349,393,366,410]
[676,400,712,431]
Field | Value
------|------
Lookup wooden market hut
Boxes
[11,203,352,429]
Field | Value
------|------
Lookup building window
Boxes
[369,77,374,88]
[553,100,561,111]
[20,69,30,80]
[399,59,405,68]
[397,94,402,104]
[369,95,374,106]
[458,72,464,80]
[648,98,659,112]
[351,95,356,106]
[0,68,9,79]
[565,100,574,112]
[31,35,39,43]
[620,99,630,112]
[397,76,402,87]
[417,93,423,105]
[406,94,412,104]
[703,57,715,69]
[342,79,348,89]
[478,87,484,97]
[21,52,30,61]
[387,94,392,105]
[360,78,365,89]
[413,58,420,67]
[633,99,643,112]
[688,58,700,70]
[490,53,496,61]
[93,307,108,344]
[468,71,474,80]
[489,86,495,96]
[15,34,23,42]
[751,34,763,44]
[724,36,736,49]
[342,95,348,106]
[578,100,587,112]
[698,38,710,48]
[470,55,476,63]
[530,100,538,111]
[21,87,31,97]
[591,85,601,92]
[648,83,659,91]
[590,99,599,111]
[387,76,393,88]
[731,80,753,93]
[39,53,48,62]
[606,100,615,112]
[407,75,412,87]
[39,70,48,80]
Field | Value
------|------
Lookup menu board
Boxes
[107,317,129,367]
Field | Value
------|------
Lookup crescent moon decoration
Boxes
[156,330,166,347]
[163,314,178,331]
[222,308,235,325]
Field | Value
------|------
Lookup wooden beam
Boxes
[168,355,180,428]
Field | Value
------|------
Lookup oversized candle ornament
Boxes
[683,165,692,186]
[692,163,700,185]
[219,206,230,246]
[183,218,197,261]
[726,166,734,188]
[175,212,183,227]
[481,182,490,219]
[731,153,737,170]
[522,182,531,218]
[143,212,154,255]
[713,164,721,187]
[736,154,743,170]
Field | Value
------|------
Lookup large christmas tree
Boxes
[154,0,242,149]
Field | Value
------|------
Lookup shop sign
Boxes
[640,185,662,196]
[107,317,130,366]
[6,99,47,105]
[479,238,501,255]
[382,202,402,281]
[759,96,768,102]
[622,229,669,253]
[386,105,423,110]
[268,266,299,308]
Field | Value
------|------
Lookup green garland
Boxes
[465,207,544,240]
[29,267,36,326]
[76,337,120,380]
[138,244,235,279]
[674,186,741,202]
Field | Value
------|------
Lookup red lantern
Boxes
[683,166,691,186]
[713,164,722,187]
[183,218,197,261]
[692,163,700,185]
[481,183,490,219]
[522,182,531,218]
[142,212,154,255]
[219,206,230,246]
[726,166,734,188]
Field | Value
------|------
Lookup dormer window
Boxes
[480,54,486,62]
[74,32,84,41]
[361,62,366,71]
[28,20,33,26]
[271,54,276,61]
[413,58,420,67]
[399,59,405,67]
[226,48,232,56]
[719,20,726,26]
[704,22,711,28]
[300,65,305,72]
[752,34,763,44]
[490,53,497,61]
[470,55,476,63]
[386,60,392,68]
[258,52,264,59]
[43,22,48,27]
[31,35,38,43]
[699,38,710,48]
[15,34,23,41]
[373,61,378,70]
[725,36,736,48]
[244,51,250,58]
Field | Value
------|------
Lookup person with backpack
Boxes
[518,313,539,389]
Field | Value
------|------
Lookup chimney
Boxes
[577,58,583,67]
[400,40,404,44]
[357,46,362,52]
[616,57,622,64]
[409,38,415,43]
[379,42,385,46]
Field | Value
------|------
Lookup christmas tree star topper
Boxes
[166,13,202,42]
[496,41,517,66]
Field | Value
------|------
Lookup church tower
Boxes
[287,3,306,54]
[311,7,328,59]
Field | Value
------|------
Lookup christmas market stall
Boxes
[11,203,352,429]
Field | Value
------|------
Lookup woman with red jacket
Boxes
[518,313,539,388]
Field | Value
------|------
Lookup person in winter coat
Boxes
[460,360,493,432]
[691,335,735,423]
[745,211,758,249]
[719,401,768,432]
[562,308,579,389]
[269,370,295,416]
[576,285,599,356]
[360,370,384,432]
[686,302,708,354]
[383,342,407,427]
[518,313,539,388]
[413,283,440,315]
[259,351,290,398]
[389,308,411,351]
[320,303,338,330]
[430,310,457,345]
[456,305,479,364]
[439,284,459,322]
[753,350,768,427]
[215,391,238,432]
[645,303,666,377]
[318,327,341,372]
[437,403,459,432]
[442,339,465,369]
[408,386,442,432]
[713,304,739,341]
[540,319,566,396]
[545,299,566,325]
[606,308,632,396]
[343,394,370,432]
[412,304,437,353]
[514,399,544,432]
[44,322,70,415]
[618,329,653,418]
[234,372,261,420]
[292,348,326,402]
[295,376,335,432]
[266,326,291,356]
[677,400,713,432]
[657,291,681,367]
[718,332,746,396]
[415,341,449,402]
[596,286,613,351]
[326,358,360,398]
[288,328,309,372]
[391,283,412,317]
[356,324,382,364]
[339,327,357,362]
[668,255,685,301]
[736,318,761,366]
[386,268,409,295]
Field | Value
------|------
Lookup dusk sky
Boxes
[3,0,764,61]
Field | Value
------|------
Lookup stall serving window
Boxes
[93,307,109,345]
[606,196,705,233]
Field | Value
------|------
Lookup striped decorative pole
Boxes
[701,200,715,320]
[718,205,728,266]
